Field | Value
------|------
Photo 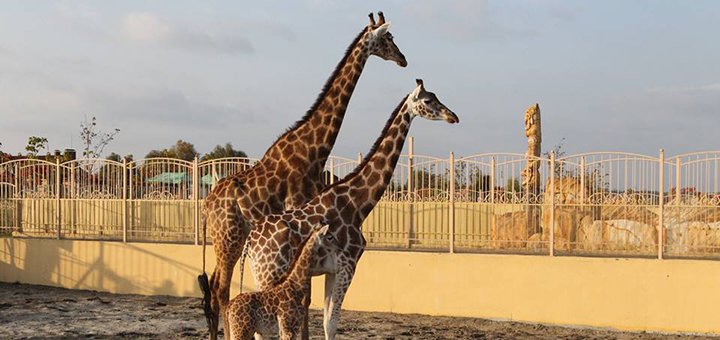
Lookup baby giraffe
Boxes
[226,224,339,340]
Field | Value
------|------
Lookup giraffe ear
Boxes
[411,81,423,100]
[372,22,391,36]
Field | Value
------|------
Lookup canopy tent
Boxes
[145,172,214,185]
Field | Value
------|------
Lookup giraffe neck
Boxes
[284,231,320,287]
[318,96,414,218]
[263,29,371,163]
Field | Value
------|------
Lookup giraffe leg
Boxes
[300,280,311,340]
[324,269,354,340]
[322,273,335,335]
[218,258,241,339]
[208,267,221,340]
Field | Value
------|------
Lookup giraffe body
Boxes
[245,80,459,340]
[202,13,407,340]
[227,225,340,340]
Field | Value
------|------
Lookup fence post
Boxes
[658,149,665,260]
[70,163,76,235]
[675,157,681,204]
[329,158,335,184]
[489,157,495,246]
[211,161,218,189]
[490,157,495,203]
[549,152,555,256]
[357,153,362,165]
[55,158,61,240]
[122,159,128,243]
[193,156,200,246]
[580,157,586,203]
[128,161,134,240]
[15,162,21,232]
[449,152,455,254]
[407,136,414,248]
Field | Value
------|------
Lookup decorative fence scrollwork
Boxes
[1,147,720,259]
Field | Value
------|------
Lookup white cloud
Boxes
[402,0,537,42]
[120,12,254,54]
[122,12,172,42]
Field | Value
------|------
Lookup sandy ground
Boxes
[0,282,716,340]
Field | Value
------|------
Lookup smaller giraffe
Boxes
[226,224,340,340]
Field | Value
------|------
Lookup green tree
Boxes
[145,140,197,161]
[106,152,133,163]
[505,178,521,192]
[106,152,121,163]
[25,136,48,158]
[201,143,248,161]
[80,116,120,160]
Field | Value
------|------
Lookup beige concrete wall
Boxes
[1,237,719,335]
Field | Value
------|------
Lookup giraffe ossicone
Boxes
[243,79,459,340]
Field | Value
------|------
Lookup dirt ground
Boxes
[0,282,715,340]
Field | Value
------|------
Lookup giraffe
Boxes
[226,224,340,340]
[200,12,407,340]
[242,79,459,340]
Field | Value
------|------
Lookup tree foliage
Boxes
[145,140,198,161]
[80,116,120,160]
[25,136,48,158]
[201,143,248,161]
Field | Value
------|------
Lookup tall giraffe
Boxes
[242,79,459,340]
[200,12,407,340]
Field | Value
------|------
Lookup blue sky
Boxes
[0,1,718,159]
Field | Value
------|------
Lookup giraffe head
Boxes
[364,12,407,67]
[313,224,342,253]
[406,79,460,124]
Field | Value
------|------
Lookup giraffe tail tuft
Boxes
[197,273,214,330]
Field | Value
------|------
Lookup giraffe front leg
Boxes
[323,268,354,340]
[322,273,335,332]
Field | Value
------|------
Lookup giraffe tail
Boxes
[196,212,214,331]
[198,272,213,329]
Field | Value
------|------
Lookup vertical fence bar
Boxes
[128,161,134,241]
[357,153,362,165]
[329,158,335,184]
[211,161,218,189]
[675,157,681,204]
[122,159,128,243]
[658,149,665,260]
[580,157,586,203]
[490,157,495,204]
[55,158,61,240]
[15,162,21,231]
[407,136,414,248]
[449,152,455,253]
[489,157,495,245]
[549,152,555,256]
[70,163,76,235]
[193,156,199,246]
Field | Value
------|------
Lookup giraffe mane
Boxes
[267,27,370,148]
[322,94,409,191]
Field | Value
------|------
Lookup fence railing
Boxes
[2,142,720,259]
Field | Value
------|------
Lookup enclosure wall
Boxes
[1,238,718,335]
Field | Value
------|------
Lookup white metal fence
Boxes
[2,141,719,259]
